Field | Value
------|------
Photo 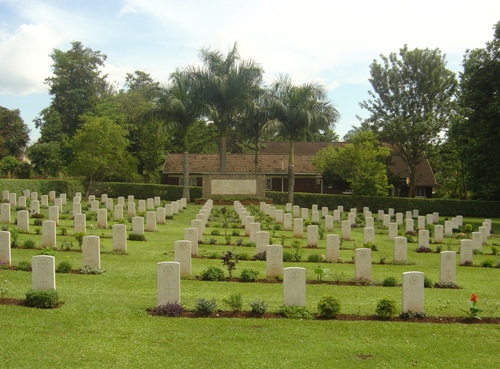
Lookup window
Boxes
[342,188,353,195]
[179,177,198,186]
[415,187,427,198]
[266,178,273,190]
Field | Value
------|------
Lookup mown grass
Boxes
[1,201,499,368]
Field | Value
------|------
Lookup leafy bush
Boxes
[278,305,313,320]
[199,266,225,281]
[249,299,267,315]
[31,213,45,219]
[375,298,398,319]
[128,233,146,241]
[79,265,104,274]
[59,240,74,251]
[307,253,324,263]
[56,261,73,273]
[151,302,184,317]
[38,248,56,256]
[382,276,398,287]
[415,245,432,253]
[25,289,59,309]
[210,229,220,236]
[16,260,32,271]
[481,260,494,268]
[231,229,240,237]
[33,219,43,226]
[222,292,243,312]
[282,251,293,262]
[240,268,259,282]
[317,296,341,318]
[22,239,36,249]
[424,276,434,288]
[253,251,266,261]
[491,246,498,255]
[74,232,85,249]
[235,238,244,246]
[194,298,217,315]
[221,251,238,278]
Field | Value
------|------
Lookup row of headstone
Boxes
[156,259,425,314]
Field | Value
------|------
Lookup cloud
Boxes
[0,22,61,95]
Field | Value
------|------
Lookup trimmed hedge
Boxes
[92,182,202,201]
[266,191,500,218]
[0,179,85,197]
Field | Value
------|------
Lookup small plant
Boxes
[151,302,184,317]
[290,240,303,262]
[207,238,217,245]
[79,265,104,274]
[240,268,259,282]
[245,241,256,247]
[491,246,499,256]
[22,239,36,249]
[236,252,250,260]
[399,311,427,319]
[223,292,243,312]
[481,259,494,268]
[194,298,217,315]
[253,251,266,261]
[375,298,398,319]
[235,238,244,246]
[16,260,32,271]
[436,245,443,253]
[25,289,59,308]
[10,228,21,247]
[225,235,231,245]
[231,229,240,237]
[74,232,85,249]
[434,281,459,289]
[424,276,434,288]
[382,276,398,287]
[317,295,341,318]
[199,266,225,281]
[278,305,313,320]
[210,229,220,236]
[415,245,432,253]
[128,233,146,241]
[249,299,267,315]
[282,251,293,262]
[33,219,43,226]
[1,279,11,298]
[221,251,238,278]
[459,293,482,320]
[59,227,68,236]
[307,253,324,263]
[38,248,56,256]
[59,240,74,251]
[313,264,330,281]
[56,260,73,273]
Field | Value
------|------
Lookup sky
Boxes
[1,0,499,144]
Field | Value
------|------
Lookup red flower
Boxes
[471,293,478,303]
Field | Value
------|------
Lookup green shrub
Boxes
[375,298,398,319]
[210,229,220,236]
[491,246,499,256]
[151,302,184,317]
[25,289,59,309]
[249,299,267,315]
[194,298,217,315]
[79,265,104,274]
[128,233,146,241]
[282,251,293,262]
[199,266,225,281]
[22,239,36,249]
[240,268,259,282]
[424,276,434,288]
[278,305,313,320]
[481,259,494,268]
[38,248,56,256]
[222,292,243,312]
[231,230,240,237]
[307,253,323,263]
[56,261,73,273]
[317,295,341,318]
[253,251,266,261]
[16,260,32,271]
[382,276,398,287]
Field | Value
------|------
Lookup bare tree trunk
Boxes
[287,140,295,204]
[220,135,226,174]
[182,151,190,202]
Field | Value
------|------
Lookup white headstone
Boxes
[311,211,320,223]
[417,216,426,230]
[174,240,192,275]
[138,200,146,213]
[72,202,82,216]
[402,271,424,313]
[146,211,157,232]
[112,224,127,253]
[48,206,59,225]
[97,209,107,229]
[165,204,173,217]
[434,224,444,243]
[444,221,453,236]
[283,267,306,307]
[255,231,270,255]
[128,202,136,217]
[82,235,100,268]
[293,205,300,218]
[276,209,284,224]
[18,196,27,208]
[17,210,29,232]
[0,203,11,223]
[341,220,351,240]
[307,225,319,247]
[249,222,261,243]
[459,239,473,265]
[478,226,488,245]
[383,214,390,227]
[184,228,199,256]
[439,251,456,284]
[41,220,56,247]
[365,216,374,228]
[348,212,356,226]
[293,218,303,238]
[426,214,433,225]
[266,245,283,278]
[322,207,329,217]
[90,200,99,213]
[54,198,63,213]
[31,200,40,215]
[326,234,340,261]
[191,219,203,241]
[471,232,482,251]
[395,212,403,225]
[32,255,56,290]
[355,248,372,280]
[156,207,166,224]
[154,196,161,207]
[388,222,398,241]
[74,213,86,234]
[283,213,293,231]
[0,231,11,266]
[394,236,407,262]
[301,208,309,220]
[363,227,375,246]
[418,230,430,249]
[132,216,144,235]
[325,215,334,231]
[157,262,180,305]
[114,205,123,220]
[146,198,154,210]
[333,209,341,222]
[433,212,439,224]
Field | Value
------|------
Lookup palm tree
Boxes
[268,74,340,204]
[191,43,263,173]
[143,69,203,201]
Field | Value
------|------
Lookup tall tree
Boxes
[360,45,457,197]
[143,70,204,200]
[312,131,391,197]
[192,43,263,173]
[68,116,138,194]
[269,74,340,204]
[0,106,30,159]
[449,22,500,200]
[44,41,108,137]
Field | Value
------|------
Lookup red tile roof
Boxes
[163,142,437,187]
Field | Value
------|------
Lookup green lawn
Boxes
[1,201,499,368]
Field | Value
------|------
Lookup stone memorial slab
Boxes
[112,224,127,253]
[191,219,203,241]
[333,209,341,222]
[283,267,306,307]
[434,225,444,243]
[276,209,284,224]
[283,213,293,231]
[378,210,384,221]
[132,216,144,235]
[97,209,107,229]
[444,221,453,236]
[266,245,283,278]
[293,205,300,218]
[138,200,146,213]
[439,251,456,284]
[18,196,27,208]
[479,226,488,245]
[72,202,82,216]
[0,203,11,223]
[154,196,161,207]
[40,195,48,207]
[294,218,303,238]
[433,212,439,224]
[17,210,29,232]
[341,219,351,240]
[471,232,482,250]
[322,207,329,217]
[128,202,136,217]
[31,191,38,200]
[54,198,63,213]
[348,212,356,226]
[418,230,430,249]
[405,218,414,234]
[417,216,425,230]
[355,248,372,280]
[74,213,86,234]
[106,198,113,211]
[41,220,56,247]
[249,222,261,243]
[157,262,180,305]
[0,231,11,265]
[311,210,320,223]
[9,193,16,207]
[255,231,270,255]
[301,208,309,220]
[90,200,99,212]
[402,271,424,313]
[307,225,319,247]
[146,211,157,232]
[365,216,374,228]
[326,234,340,261]
[32,255,56,290]
[156,207,166,224]
[117,197,125,206]
[396,212,403,225]
[174,240,192,275]
[286,203,292,212]
[363,227,375,246]
[459,239,473,266]
[383,214,390,227]
[48,206,59,225]
[146,198,154,210]
[82,236,101,268]
[325,215,334,231]
[165,204,173,217]
[388,222,398,241]
[31,200,40,215]
[184,228,199,255]
[2,190,9,201]
[114,205,124,220]
[394,237,407,262]
[426,214,433,225]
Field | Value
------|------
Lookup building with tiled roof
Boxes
[162,142,437,197]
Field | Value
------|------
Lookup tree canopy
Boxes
[0,106,30,159]
[360,45,457,197]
